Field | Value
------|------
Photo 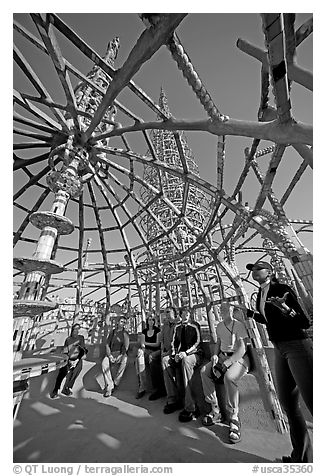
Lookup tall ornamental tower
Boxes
[139,88,211,308]
[13,38,120,359]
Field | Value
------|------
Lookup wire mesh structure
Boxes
[138,88,213,310]
[13,13,312,429]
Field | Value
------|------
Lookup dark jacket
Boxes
[161,322,176,355]
[64,335,88,361]
[171,321,203,356]
[247,281,310,342]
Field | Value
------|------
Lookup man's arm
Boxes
[210,337,221,366]
[171,325,178,357]
[184,323,201,356]
[78,335,88,352]
[246,308,267,324]
[62,337,70,355]
[77,335,88,359]
[105,343,112,358]
[226,337,247,366]
[270,286,311,329]
[160,326,171,357]
[231,298,267,325]
[123,331,130,354]
[223,321,249,367]
[105,330,114,359]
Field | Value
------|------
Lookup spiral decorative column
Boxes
[12,37,121,417]
[13,37,120,352]
[13,149,81,353]
[262,237,292,285]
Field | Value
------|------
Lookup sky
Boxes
[12,12,313,306]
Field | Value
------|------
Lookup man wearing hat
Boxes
[245,260,312,463]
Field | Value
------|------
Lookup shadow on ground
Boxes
[14,356,293,463]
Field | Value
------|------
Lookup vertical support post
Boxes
[155,264,161,320]
[208,283,220,321]
[75,237,92,324]
[148,274,152,312]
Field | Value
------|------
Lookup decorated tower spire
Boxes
[140,89,211,307]
[13,39,121,361]
[104,36,120,65]
[158,86,171,118]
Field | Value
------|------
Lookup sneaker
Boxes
[178,409,197,422]
[163,401,182,414]
[49,391,59,399]
[202,412,222,426]
[103,389,112,397]
[136,390,146,399]
[61,388,72,396]
[229,418,241,443]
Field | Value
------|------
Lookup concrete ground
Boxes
[13,353,308,464]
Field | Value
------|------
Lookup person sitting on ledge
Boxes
[50,322,88,398]
[102,316,129,397]
[161,306,182,414]
[163,306,203,422]
[135,312,165,400]
[200,301,250,443]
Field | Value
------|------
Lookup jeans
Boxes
[201,355,249,419]
[102,351,127,392]
[135,349,165,393]
[273,338,313,462]
[53,359,83,393]
[162,354,201,411]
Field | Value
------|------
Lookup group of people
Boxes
[49,260,313,463]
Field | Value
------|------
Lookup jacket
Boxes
[161,322,176,355]
[171,321,203,356]
[63,335,88,361]
[247,281,310,342]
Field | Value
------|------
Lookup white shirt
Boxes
[216,319,248,353]
[259,279,271,317]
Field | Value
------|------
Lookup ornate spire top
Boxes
[158,86,171,118]
[151,88,199,176]
[104,37,120,65]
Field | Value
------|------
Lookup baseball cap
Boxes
[246,261,272,271]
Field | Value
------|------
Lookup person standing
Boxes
[200,302,249,443]
[245,260,312,463]
[102,317,129,397]
[50,323,88,398]
[163,306,203,422]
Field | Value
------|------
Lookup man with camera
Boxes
[200,302,249,443]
